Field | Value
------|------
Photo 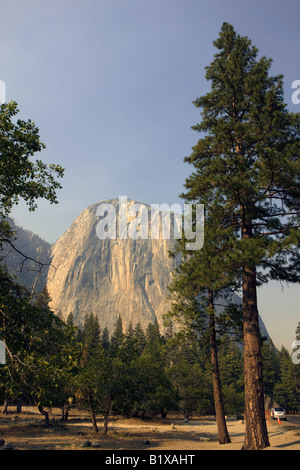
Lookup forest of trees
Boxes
[0,21,299,450]
[1,304,300,436]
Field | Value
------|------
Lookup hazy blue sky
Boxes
[1,0,299,350]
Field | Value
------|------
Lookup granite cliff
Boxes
[46,199,179,332]
[5,199,270,340]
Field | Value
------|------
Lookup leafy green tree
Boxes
[181,22,300,449]
[76,343,129,434]
[0,100,63,244]
[26,287,81,423]
[0,99,64,411]
[29,317,81,425]
[0,280,80,424]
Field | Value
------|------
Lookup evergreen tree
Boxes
[166,332,213,418]
[145,319,163,361]
[110,314,124,357]
[181,23,300,449]
[133,320,178,419]
[118,322,141,363]
[66,312,75,326]
[133,322,147,355]
[273,347,299,411]
[167,213,242,444]
[101,326,110,353]
[34,286,52,310]
[261,339,280,398]
[82,313,101,360]
[218,337,244,415]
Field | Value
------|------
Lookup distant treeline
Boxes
[1,289,299,434]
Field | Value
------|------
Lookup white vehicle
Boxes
[271,407,287,421]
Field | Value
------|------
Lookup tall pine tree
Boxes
[182,23,300,449]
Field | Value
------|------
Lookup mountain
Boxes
[4,199,270,341]
[46,199,179,332]
[2,218,51,293]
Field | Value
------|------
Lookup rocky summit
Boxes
[46,199,179,332]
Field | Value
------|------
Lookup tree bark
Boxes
[61,404,69,422]
[16,397,23,413]
[37,404,50,426]
[208,290,231,444]
[2,399,9,414]
[103,410,109,435]
[241,262,270,450]
[88,394,98,433]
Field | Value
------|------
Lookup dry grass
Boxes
[0,406,299,450]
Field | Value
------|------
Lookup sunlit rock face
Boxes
[47,199,178,332]
[7,200,271,340]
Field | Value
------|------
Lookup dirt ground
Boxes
[0,406,299,451]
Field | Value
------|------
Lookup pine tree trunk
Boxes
[242,264,270,450]
[208,291,231,444]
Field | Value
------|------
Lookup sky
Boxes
[0,0,299,351]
